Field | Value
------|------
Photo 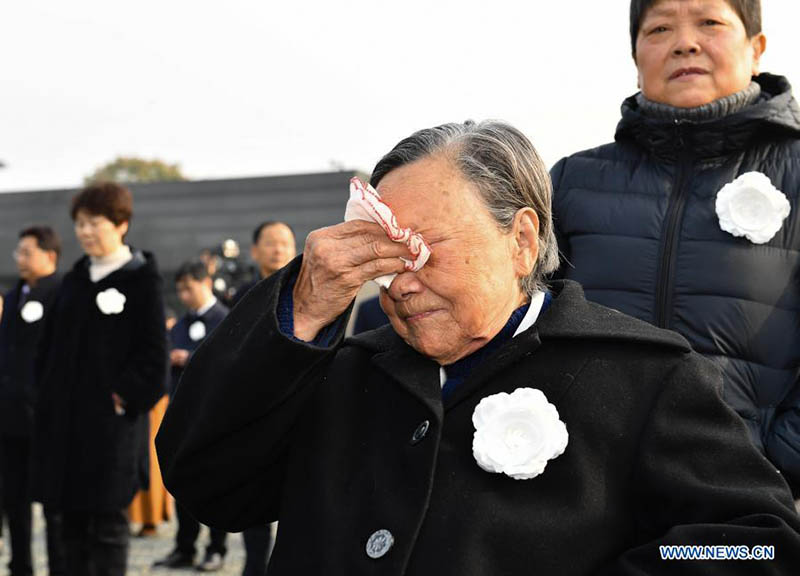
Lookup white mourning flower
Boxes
[472,387,568,480]
[96,288,126,315]
[20,301,44,323]
[189,320,207,341]
[715,172,791,244]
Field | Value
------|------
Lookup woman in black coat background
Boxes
[34,182,167,576]
[551,0,800,494]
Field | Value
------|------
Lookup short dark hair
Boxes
[174,259,210,284]
[252,220,295,245]
[70,182,133,225]
[19,226,61,260]
[630,0,761,57]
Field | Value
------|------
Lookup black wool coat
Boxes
[0,273,61,437]
[157,261,800,576]
[551,74,800,491]
[34,251,167,511]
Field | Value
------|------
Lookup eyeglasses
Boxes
[12,248,35,261]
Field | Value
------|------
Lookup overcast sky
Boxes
[2,1,799,193]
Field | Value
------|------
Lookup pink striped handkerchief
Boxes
[345,177,431,289]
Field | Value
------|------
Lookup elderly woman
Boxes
[551,0,800,496]
[158,121,800,575]
[34,182,167,576]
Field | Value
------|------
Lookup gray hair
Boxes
[370,120,559,294]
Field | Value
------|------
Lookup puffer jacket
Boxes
[551,73,800,493]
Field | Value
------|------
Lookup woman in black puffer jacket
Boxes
[552,0,800,494]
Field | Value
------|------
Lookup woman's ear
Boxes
[512,207,539,279]
[750,33,766,75]
[117,220,130,239]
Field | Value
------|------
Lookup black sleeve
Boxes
[112,272,168,414]
[33,282,64,399]
[600,352,800,575]
[156,257,350,531]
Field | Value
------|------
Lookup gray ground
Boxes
[0,504,253,576]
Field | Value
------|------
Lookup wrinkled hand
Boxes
[293,220,410,341]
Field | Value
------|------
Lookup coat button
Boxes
[366,529,394,559]
[410,420,430,445]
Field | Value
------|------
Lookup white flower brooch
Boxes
[188,320,207,341]
[715,172,790,244]
[96,288,126,315]
[472,387,568,480]
[20,301,44,323]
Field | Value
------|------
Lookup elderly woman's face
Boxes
[635,0,765,108]
[377,155,534,366]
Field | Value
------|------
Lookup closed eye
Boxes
[421,235,444,246]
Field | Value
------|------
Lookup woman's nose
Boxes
[672,27,701,56]
[387,271,424,302]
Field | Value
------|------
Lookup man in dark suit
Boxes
[0,226,65,576]
[153,260,229,572]
[232,221,296,308]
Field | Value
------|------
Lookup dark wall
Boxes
[0,171,359,294]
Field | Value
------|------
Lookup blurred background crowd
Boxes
[0,174,390,576]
